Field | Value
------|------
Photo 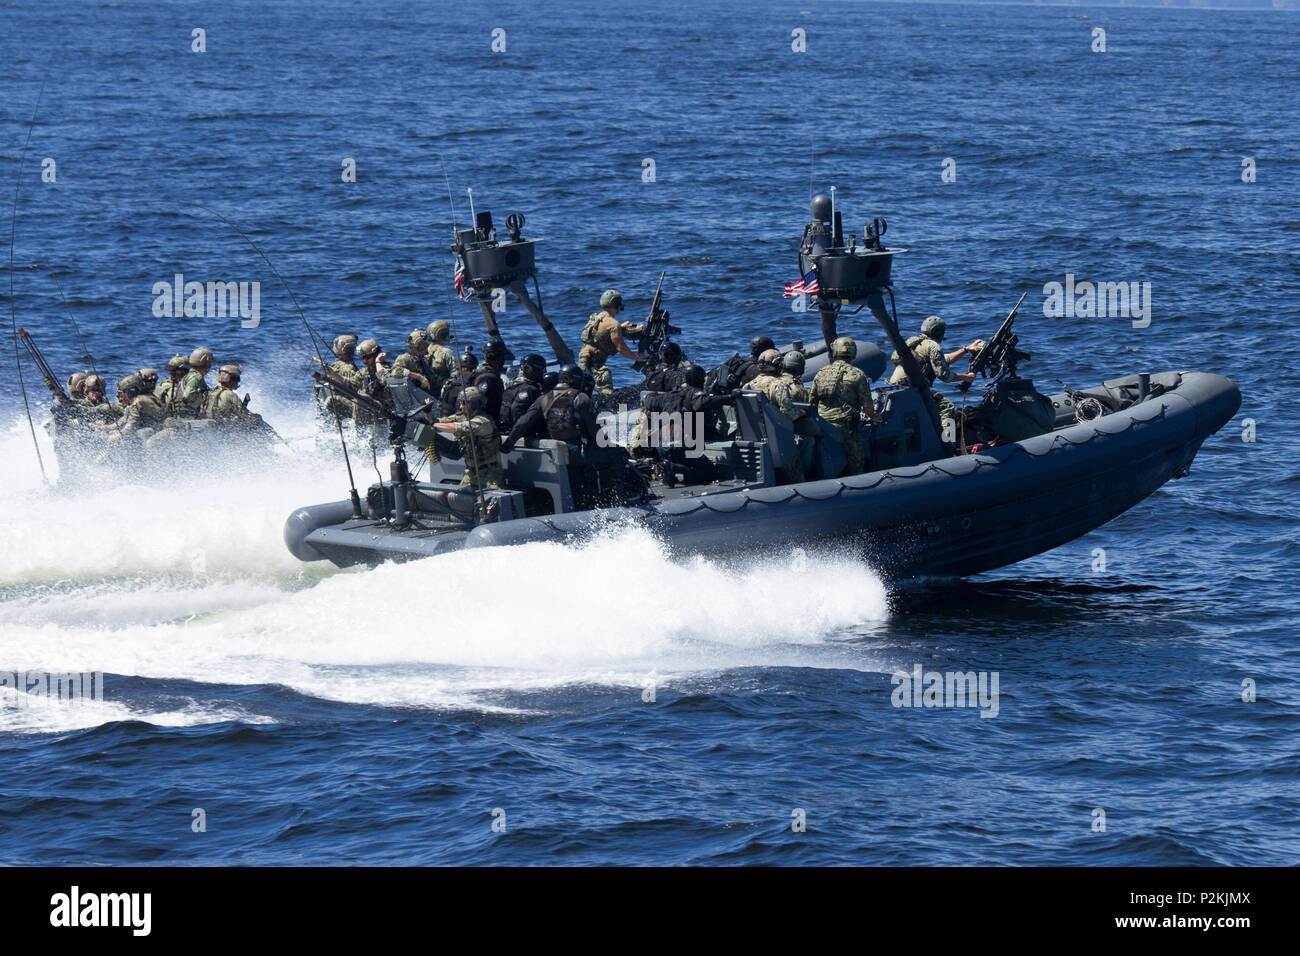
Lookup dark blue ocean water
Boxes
[0,0,1296,865]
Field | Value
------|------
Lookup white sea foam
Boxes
[0,397,892,732]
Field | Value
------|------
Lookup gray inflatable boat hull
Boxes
[285,371,1240,578]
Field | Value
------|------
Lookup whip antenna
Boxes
[8,84,48,485]
[47,268,98,375]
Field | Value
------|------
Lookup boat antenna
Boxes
[182,201,363,517]
[8,83,48,485]
[809,146,814,201]
[47,267,98,375]
[466,187,477,228]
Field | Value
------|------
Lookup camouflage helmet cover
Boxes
[831,337,857,359]
[758,348,782,368]
[427,319,451,341]
[83,374,106,393]
[167,353,189,372]
[189,346,214,368]
[459,385,483,410]
[406,329,428,348]
[921,315,947,340]
[782,350,806,376]
[218,364,242,385]
[333,334,358,357]
[67,371,88,395]
[117,373,143,395]
[357,338,381,359]
[599,289,623,310]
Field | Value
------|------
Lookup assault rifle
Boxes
[628,271,682,373]
[967,291,1030,384]
[16,328,72,405]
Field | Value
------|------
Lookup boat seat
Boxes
[501,439,575,513]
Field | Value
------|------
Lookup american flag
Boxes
[783,268,819,298]
[453,255,467,300]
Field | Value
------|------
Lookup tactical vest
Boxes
[460,414,502,479]
[815,362,861,429]
[890,335,937,386]
[501,380,540,429]
[540,387,583,442]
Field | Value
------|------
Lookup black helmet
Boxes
[749,335,776,358]
[459,350,478,370]
[483,339,507,362]
[683,364,705,388]
[661,342,682,365]
[559,364,584,388]
[542,371,559,392]
[519,353,545,382]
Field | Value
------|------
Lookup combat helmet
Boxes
[406,329,428,349]
[483,339,507,363]
[426,320,451,342]
[519,354,545,382]
[683,364,705,388]
[459,350,477,371]
[166,354,189,373]
[600,289,623,310]
[189,346,214,369]
[357,339,381,360]
[758,348,782,370]
[333,334,358,358]
[559,363,584,389]
[459,385,484,412]
[782,351,806,377]
[117,373,144,397]
[831,337,857,360]
[660,342,682,365]
[83,373,106,395]
[138,368,158,392]
[217,364,242,386]
[921,315,946,341]
[67,372,88,397]
[749,335,776,358]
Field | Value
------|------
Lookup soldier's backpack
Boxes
[580,312,604,348]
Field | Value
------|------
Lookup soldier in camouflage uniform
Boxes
[812,338,881,477]
[325,334,359,422]
[204,365,255,430]
[67,372,89,401]
[155,354,189,416]
[177,347,214,419]
[746,349,807,483]
[781,351,819,483]
[349,339,393,431]
[425,320,457,392]
[428,386,503,490]
[888,315,984,426]
[577,289,645,395]
[102,373,166,448]
[81,374,122,426]
[389,329,437,393]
